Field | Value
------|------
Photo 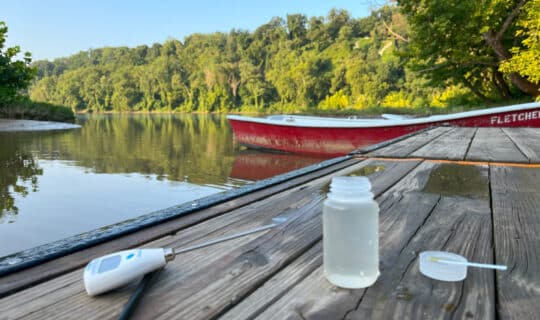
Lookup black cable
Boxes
[118,269,162,320]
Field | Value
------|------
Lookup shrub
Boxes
[319,90,349,110]
[381,91,413,109]
[0,99,75,122]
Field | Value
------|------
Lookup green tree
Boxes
[398,0,540,99]
[34,6,529,113]
[0,21,35,105]
[500,0,540,89]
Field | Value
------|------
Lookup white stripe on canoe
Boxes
[227,101,540,128]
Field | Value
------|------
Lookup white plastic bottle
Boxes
[323,176,379,288]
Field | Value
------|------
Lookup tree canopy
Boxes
[29,4,540,113]
[398,0,540,101]
[0,22,35,105]
[500,0,540,84]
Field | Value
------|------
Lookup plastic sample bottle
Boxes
[323,176,379,288]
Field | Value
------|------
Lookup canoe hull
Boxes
[228,104,540,156]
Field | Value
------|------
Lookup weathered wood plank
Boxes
[221,159,422,320]
[252,162,443,319]
[351,164,494,319]
[0,159,383,320]
[0,184,331,318]
[132,160,421,320]
[254,163,494,320]
[370,127,453,158]
[490,166,540,319]
[221,242,323,320]
[351,126,438,155]
[501,128,540,163]
[466,128,529,163]
[0,157,360,298]
[0,268,135,319]
[411,127,477,160]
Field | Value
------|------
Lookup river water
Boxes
[0,114,326,257]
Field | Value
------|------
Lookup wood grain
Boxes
[466,128,528,163]
[490,165,540,319]
[350,163,494,319]
[0,158,360,298]
[370,127,453,158]
[221,242,323,320]
[252,161,444,319]
[221,159,421,320]
[411,127,477,160]
[7,151,539,319]
[254,163,495,320]
[501,128,540,163]
[0,159,379,319]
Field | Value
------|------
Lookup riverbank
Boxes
[0,100,76,123]
[0,119,81,132]
[72,99,535,117]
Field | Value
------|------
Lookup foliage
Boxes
[29,5,540,114]
[0,22,35,105]
[319,90,349,110]
[430,85,482,108]
[0,98,75,121]
[381,91,412,108]
[500,0,540,93]
[28,7,430,113]
[398,0,540,101]
[0,21,74,121]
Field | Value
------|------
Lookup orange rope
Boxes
[354,156,422,162]
[361,156,540,168]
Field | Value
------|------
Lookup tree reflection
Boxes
[0,115,245,223]
[38,114,239,185]
[0,135,43,223]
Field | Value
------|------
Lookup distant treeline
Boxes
[0,21,74,121]
[29,2,540,113]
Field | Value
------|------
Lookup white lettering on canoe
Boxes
[490,111,540,125]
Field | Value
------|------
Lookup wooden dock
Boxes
[1,127,540,319]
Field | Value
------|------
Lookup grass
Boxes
[0,100,75,122]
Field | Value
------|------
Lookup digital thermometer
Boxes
[83,217,286,296]
[84,248,174,296]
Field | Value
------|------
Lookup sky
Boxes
[2,0,378,61]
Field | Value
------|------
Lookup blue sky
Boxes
[2,0,376,61]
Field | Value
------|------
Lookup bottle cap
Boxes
[330,176,372,195]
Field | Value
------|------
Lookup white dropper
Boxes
[419,251,507,282]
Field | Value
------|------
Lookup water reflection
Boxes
[0,135,43,223]
[40,114,240,184]
[0,114,243,256]
[230,151,328,180]
[348,165,386,177]
[422,164,488,199]
[1,115,242,220]
[0,114,331,256]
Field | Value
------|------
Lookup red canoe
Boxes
[227,102,540,156]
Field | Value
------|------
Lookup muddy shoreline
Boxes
[0,119,81,132]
